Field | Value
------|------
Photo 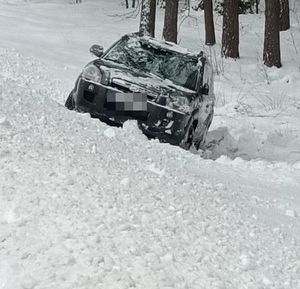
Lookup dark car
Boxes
[65,33,214,150]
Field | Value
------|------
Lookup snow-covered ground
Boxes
[0,0,300,288]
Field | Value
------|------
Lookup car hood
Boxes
[94,59,197,100]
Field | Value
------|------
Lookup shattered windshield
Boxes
[104,36,199,90]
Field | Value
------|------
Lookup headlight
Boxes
[166,95,191,114]
[82,64,102,83]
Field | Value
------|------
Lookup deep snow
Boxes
[0,0,300,288]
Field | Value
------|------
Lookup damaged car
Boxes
[65,33,214,150]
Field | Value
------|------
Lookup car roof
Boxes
[124,33,201,60]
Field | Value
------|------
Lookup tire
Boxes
[65,92,75,110]
[194,113,213,150]
[180,119,196,150]
[194,128,207,150]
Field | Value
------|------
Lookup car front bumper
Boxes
[72,77,191,145]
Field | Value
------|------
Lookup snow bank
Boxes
[0,48,300,289]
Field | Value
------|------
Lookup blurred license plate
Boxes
[106,93,148,112]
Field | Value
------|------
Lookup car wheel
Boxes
[180,119,197,150]
[65,92,75,110]
[194,113,213,150]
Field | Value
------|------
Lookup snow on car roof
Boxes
[126,33,200,58]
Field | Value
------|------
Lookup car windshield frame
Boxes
[103,36,200,91]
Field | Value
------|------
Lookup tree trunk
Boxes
[139,0,150,36]
[125,0,129,8]
[163,0,179,43]
[149,0,157,37]
[263,0,281,67]
[204,0,216,45]
[279,0,290,31]
[255,0,259,13]
[222,0,239,58]
[132,0,136,8]
[159,0,165,8]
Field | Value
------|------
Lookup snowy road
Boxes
[1,49,300,289]
[1,0,300,288]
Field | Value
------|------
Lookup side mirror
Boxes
[90,44,104,58]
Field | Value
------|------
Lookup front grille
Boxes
[110,80,158,102]
[110,83,131,93]
[147,94,156,101]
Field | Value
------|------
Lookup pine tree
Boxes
[263,0,281,67]
[139,0,156,37]
[222,0,239,58]
[255,0,259,13]
[204,0,216,45]
[214,0,258,14]
[163,0,179,43]
[149,0,157,37]
[279,0,290,31]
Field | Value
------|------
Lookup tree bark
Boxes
[163,0,179,43]
[263,0,281,67]
[204,0,216,45]
[279,0,290,31]
[255,0,259,13]
[222,0,239,58]
[139,0,156,37]
[149,0,157,37]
